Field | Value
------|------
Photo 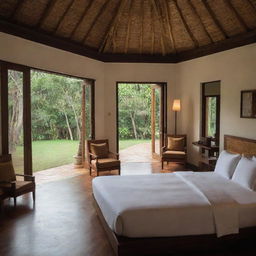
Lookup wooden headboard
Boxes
[224,135,256,156]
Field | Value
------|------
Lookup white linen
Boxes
[232,156,256,191]
[92,172,256,238]
[214,150,241,179]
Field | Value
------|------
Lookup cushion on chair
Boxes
[163,150,186,159]
[0,161,16,182]
[14,181,35,192]
[167,137,185,151]
[90,143,109,158]
[92,158,120,168]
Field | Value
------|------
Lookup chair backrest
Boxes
[0,154,16,182]
[165,134,187,151]
[87,139,110,159]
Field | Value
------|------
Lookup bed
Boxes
[92,135,256,256]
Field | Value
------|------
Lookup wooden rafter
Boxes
[9,0,25,19]
[54,0,75,33]
[36,0,57,28]
[151,0,167,55]
[139,0,144,54]
[82,0,110,43]
[224,0,249,31]
[161,0,176,53]
[69,0,94,39]
[173,0,198,48]
[202,0,228,38]
[151,3,155,54]
[99,0,127,53]
[247,0,256,15]
[188,0,214,43]
[124,0,133,53]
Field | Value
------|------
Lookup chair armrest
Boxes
[161,146,167,154]
[109,152,119,160]
[16,174,35,182]
[88,152,98,163]
[0,181,16,191]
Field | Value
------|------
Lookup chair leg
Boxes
[97,169,99,176]
[89,167,92,176]
[33,191,36,202]
[161,161,164,169]
[118,167,121,175]
[14,197,16,207]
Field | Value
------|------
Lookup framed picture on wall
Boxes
[241,90,256,118]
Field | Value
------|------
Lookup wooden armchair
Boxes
[0,154,35,206]
[87,139,120,176]
[161,135,187,169]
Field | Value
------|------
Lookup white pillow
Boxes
[214,150,241,179]
[232,157,256,191]
[253,156,256,161]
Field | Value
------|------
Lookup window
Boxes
[202,81,220,145]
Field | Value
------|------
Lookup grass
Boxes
[12,139,149,173]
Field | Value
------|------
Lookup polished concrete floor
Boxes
[0,163,254,256]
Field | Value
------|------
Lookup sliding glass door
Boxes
[0,62,32,175]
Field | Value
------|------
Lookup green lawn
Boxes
[12,139,149,173]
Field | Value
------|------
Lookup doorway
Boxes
[116,82,167,162]
[201,81,221,147]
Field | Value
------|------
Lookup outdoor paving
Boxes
[119,142,159,162]
[34,142,185,184]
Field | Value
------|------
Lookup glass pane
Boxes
[206,97,217,137]
[8,70,24,174]
[31,70,92,172]
[85,82,92,139]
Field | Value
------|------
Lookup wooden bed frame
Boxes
[93,135,256,256]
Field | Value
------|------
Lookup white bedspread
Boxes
[92,172,256,238]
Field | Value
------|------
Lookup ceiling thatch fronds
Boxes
[0,0,256,63]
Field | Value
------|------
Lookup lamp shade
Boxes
[172,99,181,111]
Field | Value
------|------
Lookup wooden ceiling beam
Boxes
[150,2,155,54]
[188,0,214,43]
[151,0,167,55]
[224,0,249,31]
[36,0,58,28]
[247,0,256,15]
[139,0,144,54]
[82,0,110,43]
[173,0,199,48]
[99,0,127,53]
[161,0,176,53]
[69,0,94,39]
[124,0,133,53]
[9,0,25,19]
[54,0,75,33]
[202,0,228,39]
[1,17,256,63]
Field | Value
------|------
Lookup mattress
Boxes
[92,172,256,238]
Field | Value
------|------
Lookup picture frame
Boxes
[240,90,256,118]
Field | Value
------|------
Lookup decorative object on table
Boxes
[192,137,219,171]
[172,99,181,135]
[0,154,35,206]
[87,139,120,176]
[241,90,256,118]
[161,134,187,169]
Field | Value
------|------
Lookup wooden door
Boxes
[151,83,167,159]
[0,62,32,175]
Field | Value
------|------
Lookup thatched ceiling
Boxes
[0,0,256,63]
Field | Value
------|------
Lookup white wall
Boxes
[0,32,106,140]
[176,43,256,165]
[1,32,256,166]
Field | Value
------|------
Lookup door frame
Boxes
[116,81,167,155]
[0,59,95,174]
[201,81,221,146]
